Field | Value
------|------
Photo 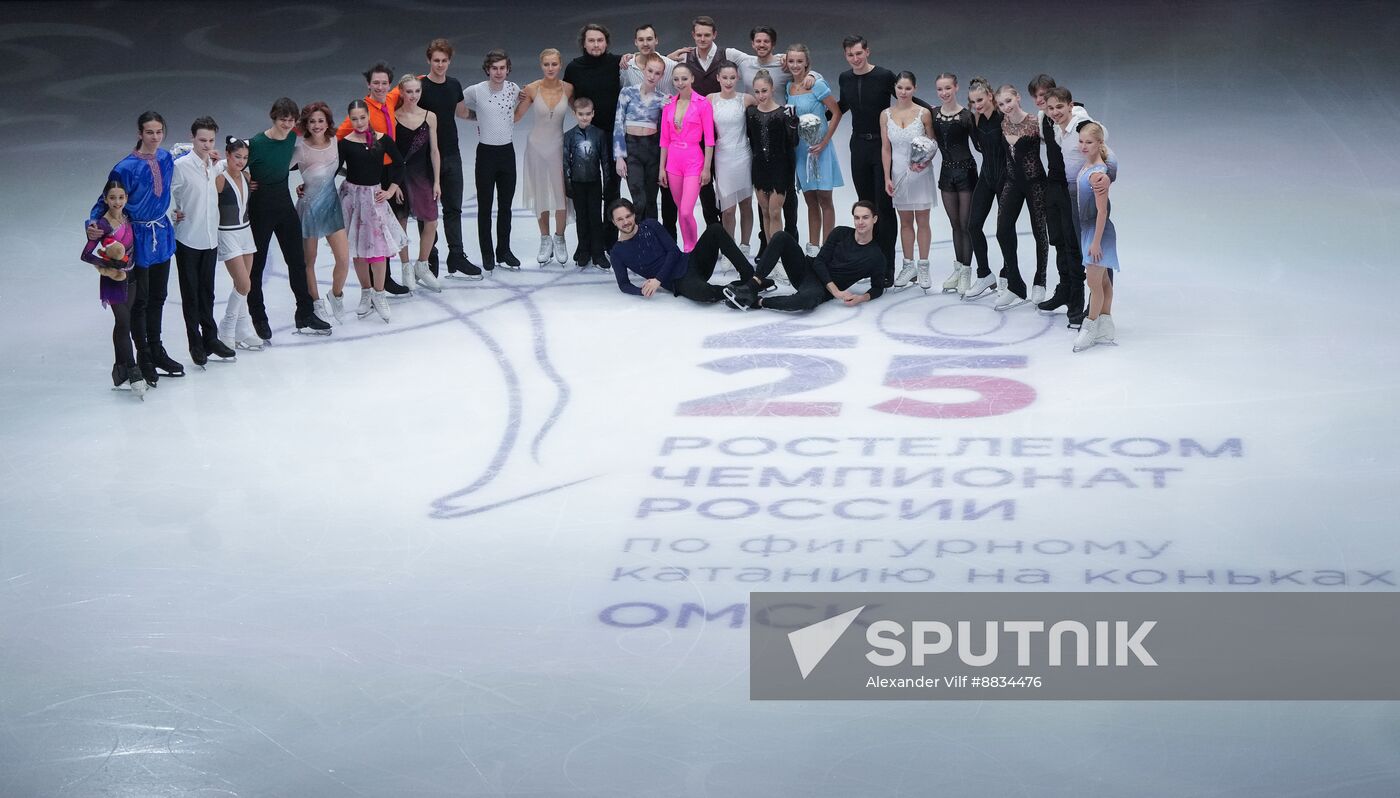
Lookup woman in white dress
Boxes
[710,61,755,261]
[516,48,573,265]
[881,70,937,290]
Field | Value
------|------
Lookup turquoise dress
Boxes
[791,79,843,191]
[1077,163,1118,270]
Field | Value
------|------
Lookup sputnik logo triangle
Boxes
[788,605,866,679]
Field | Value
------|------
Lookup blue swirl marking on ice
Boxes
[877,291,1056,349]
[262,267,603,519]
[182,7,344,64]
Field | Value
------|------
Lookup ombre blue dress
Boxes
[1077,163,1118,270]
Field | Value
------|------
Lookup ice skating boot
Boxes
[414,260,442,293]
[552,235,568,265]
[1030,284,1047,306]
[295,311,331,336]
[1038,283,1069,313]
[129,373,149,399]
[964,273,996,300]
[399,261,416,293]
[356,288,374,320]
[1094,314,1116,345]
[916,259,932,291]
[151,344,185,378]
[957,263,971,296]
[328,292,345,323]
[536,237,553,264]
[994,277,1028,311]
[234,298,264,351]
[722,281,758,310]
[205,336,236,362]
[383,272,411,296]
[893,260,918,289]
[314,298,336,326]
[136,349,159,386]
[804,242,820,257]
[941,261,961,292]
[1073,317,1099,352]
[372,289,391,322]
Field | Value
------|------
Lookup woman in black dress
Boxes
[931,73,980,293]
[745,69,798,261]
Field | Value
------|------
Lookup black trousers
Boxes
[754,231,831,312]
[111,267,147,367]
[571,180,605,261]
[673,226,756,304]
[624,133,678,242]
[603,169,621,249]
[968,173,999,279]
[175,242,219,356]
[475,143,516,264]
[249,190,314,324]
[140,258,172,349]
[849,135,896,282]
[1042,179,1082,290]
[428,153,466,272]
[996,178,1049,292]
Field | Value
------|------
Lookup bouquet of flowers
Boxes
[909,135,936,170]
[798,113,823,185]
[893,135,937,195]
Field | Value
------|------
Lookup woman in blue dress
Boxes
[1072,122,1119,352]
[784,44,843,254]
[86,111,180,383]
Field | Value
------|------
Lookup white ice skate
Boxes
[414,261,442,293]
[372,289,391,323]
[1094,314,1117,345]
[941,261,960,292]
[893,260,918,289]
[963,273,996,300]
[1073,317,1098,352]
[916,260,932,292]
[356,288,374,320]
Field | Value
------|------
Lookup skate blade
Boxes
[444,272,484,281]
[721,288,751,311]
[210,356,237,363]
[1072,343,1096,353]
[995,299,1030,312]
[294,328,333,336]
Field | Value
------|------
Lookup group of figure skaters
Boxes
[83,19,1122,398]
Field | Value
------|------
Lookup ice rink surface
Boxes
[2,1,1399,795]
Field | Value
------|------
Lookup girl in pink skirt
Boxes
[338,99,407,322]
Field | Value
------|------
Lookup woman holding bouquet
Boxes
[785,43,843,254]
[881,71,935,290]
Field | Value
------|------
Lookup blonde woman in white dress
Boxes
[516,48,574,265]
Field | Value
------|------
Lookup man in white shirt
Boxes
[621,24,678,94]
[170,116,235,365]
[463,48,525,270]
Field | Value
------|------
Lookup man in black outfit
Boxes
[419,38,480,279]
[564,23,628,261]
[837,35,930,287]
[733,201,886,312]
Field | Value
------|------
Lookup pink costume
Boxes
[660,93,715,250]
